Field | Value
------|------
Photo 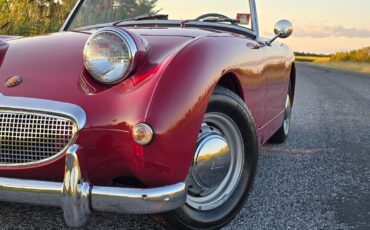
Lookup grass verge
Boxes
[295,56,330,63]
[308,62,370,75]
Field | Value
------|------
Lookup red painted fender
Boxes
[141,35,266,185]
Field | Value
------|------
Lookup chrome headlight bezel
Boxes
[83,27,138,85]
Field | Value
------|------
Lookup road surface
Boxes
[0,63,369,229]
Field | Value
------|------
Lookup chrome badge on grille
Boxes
[5,76,22,88]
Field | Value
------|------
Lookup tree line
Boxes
[0,0,158,36]
[0,0,77,36]
[294,52,330,58]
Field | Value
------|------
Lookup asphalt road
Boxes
[0,63,369,229]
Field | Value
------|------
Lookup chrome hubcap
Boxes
[186,113,244,211]
[189,125,231,197]
[283,95,292,135]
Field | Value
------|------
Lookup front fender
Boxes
[142,36,254,185]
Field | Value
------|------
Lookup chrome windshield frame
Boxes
[250,0,259,38]
[60,0,260,38]
[60,0,84,32]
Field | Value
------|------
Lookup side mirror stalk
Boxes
[265,33,282,46]
[266,19,293,46]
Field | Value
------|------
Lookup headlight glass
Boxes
[83,29,136,84]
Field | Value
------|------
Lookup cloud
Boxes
[264,24,370,38]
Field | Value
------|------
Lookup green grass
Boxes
[330,47,370,63]
[310,62,370,75]
[295,48,370,75]
[295,56,330,63]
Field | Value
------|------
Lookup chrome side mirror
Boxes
[266,19,293,46]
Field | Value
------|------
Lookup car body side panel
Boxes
[265,43,291,119]
[0,28,293,186]
[142,35,278,185]
[262,42,295,142]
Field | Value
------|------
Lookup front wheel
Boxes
[153,86,258,229]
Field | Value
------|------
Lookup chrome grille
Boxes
[0,110,76,166]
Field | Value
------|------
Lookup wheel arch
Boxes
[216,72,245,101]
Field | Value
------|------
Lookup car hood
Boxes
[0,27,217,102]
[0,35,23,42]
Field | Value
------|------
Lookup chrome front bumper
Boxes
[0,145,186,227]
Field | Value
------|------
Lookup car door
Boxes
[238,38,269,130]
[263,42,289,122]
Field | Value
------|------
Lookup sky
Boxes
[257,0,370,54]
[158,0,370,54]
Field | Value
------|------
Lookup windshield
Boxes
[67,0,252,30]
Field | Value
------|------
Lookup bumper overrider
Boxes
[0,94,186,227]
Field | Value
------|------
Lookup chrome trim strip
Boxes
[0,144,187,227]
[91,183,186,214]
[59,0,259,38]
[0,178,61,207]
[0,93,86,130]
[250,0,260,38]
[60,0,83,32]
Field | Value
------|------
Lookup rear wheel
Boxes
[269,82,292,143]
[153,86,258,229]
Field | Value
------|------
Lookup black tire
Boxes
[153,86,258,230]
[269,81,292,144]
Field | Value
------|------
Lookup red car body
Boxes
[0,27,295,187]
[0,0,297,227]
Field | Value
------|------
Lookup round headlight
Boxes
[83,28,137,84]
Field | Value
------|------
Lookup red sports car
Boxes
[0,0,295,228]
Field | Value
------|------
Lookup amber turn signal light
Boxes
[132,123,154,146]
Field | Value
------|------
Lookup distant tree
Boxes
[0,0,158,36]
[294,52,330,57]
[69,0,159,29]
[0,0,77,36]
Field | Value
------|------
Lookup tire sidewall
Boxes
[170,89,259,229]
